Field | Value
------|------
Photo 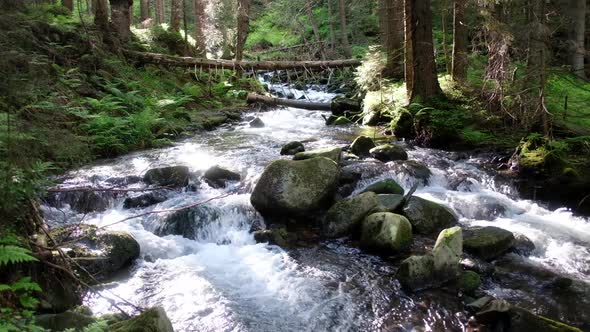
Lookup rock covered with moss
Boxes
[402,196,458,235]
[369,144,408,162]
[350,136,376,157]
[463,226,515,260]
[361,179,404,195]
[143,166,190,188]
[251,157,340,217]
[360,212,413,254]
[280,141,305,155]
[321,192,380,237]
[293,147,342,163]
[110,307,174,332]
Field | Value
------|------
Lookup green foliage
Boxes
[64,319,109,332]
[0,246,38,267]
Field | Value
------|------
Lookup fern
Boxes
[0,245,38,266]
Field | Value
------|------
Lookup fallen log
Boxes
[123,49,362,71]
[246,93,361,113]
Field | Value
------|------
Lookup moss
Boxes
[361,179,404,195]
[461,271,481,293]
[332,116,352,125]
[110,307,173,332]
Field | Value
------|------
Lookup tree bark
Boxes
[170,0,182,32]
[327,0,337,51]
[337,0,352,58]
[123,49,362,70]
[93,0,109,32]
[110,0,133,40]
[247,93,333,111]
[382,0,404,79]
[235,0,251,62]
[404,0,442,102]
[140,0,149,21]
[193,0,206,56]
[451,0,468,82]
[155,0,164,24]
[567,0,586,78]
[63,0,74,12]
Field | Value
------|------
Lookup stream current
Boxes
[42,81,590,331]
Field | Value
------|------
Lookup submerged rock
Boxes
[143,165,190,188]
[251,157,340,217]
[369,144,408,162]
[402,196,458,235]
[360,212,413,254]
[110,307,174,332]
[203,165,241,188]
[361,179,404,195]
[511,233,536,256]
[249,117,265,128]
[463,226,515,260]
[350,136,376,157]
[293,147,342,163]
[156,205,219,239]
[390,160,432,186]
[123,191,168,209]
[280,141,305,155]
[321,192,380,238]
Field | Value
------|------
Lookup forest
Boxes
[0,0,589,331]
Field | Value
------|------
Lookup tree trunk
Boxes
[63,0,74,12]
[337,0,352,58]
[123,49,362,70]
[567,0,586,78]
[305,0,325,59]
[193,0,206,56]
[327,0,336,50]
[93,0,109,32]
[110,0,133,40]
[170,0,181,32]
[405,0,442,102]
[382,0,404,79]
[235,0,251,62]
[140,0,149,21]
[451,0,467,82]
[155,0,164,24]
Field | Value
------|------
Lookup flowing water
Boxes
[41,81,590,331]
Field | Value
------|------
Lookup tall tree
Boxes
[566,0,586,78]
[451,0,467,82]
[93,0,109,32]
[110,0,133,40]
[338,0,352,58]
[327,0,337,51]
[404,0,442,101]
[155,0,164,24]
[193,0,206,56]
[305,0,325,59]
[170,0,182,32]
[381,0,404,78]
[63,0,74,12]
[139,0,150,22]
[235,0,251,61]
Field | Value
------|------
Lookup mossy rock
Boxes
[143,165,190,188]
[251,157,340,217]
[360,212,413,254]
[350,136,376,157]
[36,311,95,331]
[390,107,414,139]
[321,192,380,238]
[432,226,462,277]
[397,254,436,291]
[369,144,408,162]
[361,179,404,195]
[280,141,305,155]
[293,147,342,163]
[332,116,352,125]
[374,194,404,212]
[110,307,174,332]
[402,196,458,235]
[413,108,463,148]
[463,226,515,260]
[461,271,481,293]
[203,165,241,188]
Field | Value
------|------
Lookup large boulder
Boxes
[431,226,462,277]
[49,225,140,282]
[321,192,380,238]
[350,136,376,158]
[251,157,340,217]
[369,144,408,162]
[361,179,404,195]
[463,226,515,260]
[203,165,241,188]
[155,205,219,239]
[280,141,305,155]
[375,194,404,212]
[293,147,342,163]
[360,212,413,254]
[397,227,462,291]
[402,196,458,235]
[110,307,174,332]
[143,166,190,187]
